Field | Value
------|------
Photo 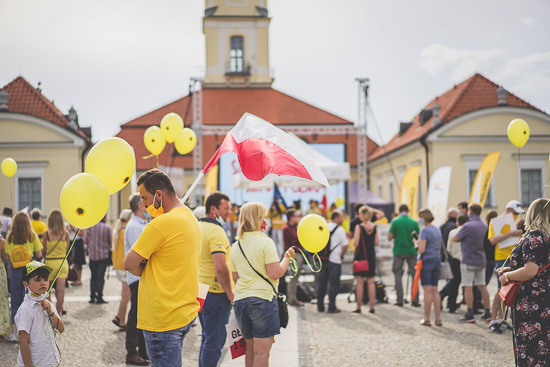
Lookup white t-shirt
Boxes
[0,215,12,234]
[447,227,462,260]
[15,294,61,367]
[327,223,348,264]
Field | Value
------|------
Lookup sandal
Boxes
[435,320,443,327]
[112,316,126,329]
[419,319,431,326]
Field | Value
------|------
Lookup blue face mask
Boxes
[144,211,151,220]
[418,218,426,226]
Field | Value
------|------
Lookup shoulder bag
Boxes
[352,226,370,273]
[439,240,453,280]
[237,240,289,328]
[498,261,550,308]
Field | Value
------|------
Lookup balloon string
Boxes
[142,154,155,160]
[46,230,80,296]
[287,247,322,278]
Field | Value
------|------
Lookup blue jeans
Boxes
[317,261,341,312]
[143,319,195,367]
[10,264,25,323]
[198,292,231,367]
[89,259,109,300]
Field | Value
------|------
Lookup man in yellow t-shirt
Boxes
[124,169,201,367]
[488,200,524,322]
[30,208,47,238]
[198,191,233,367]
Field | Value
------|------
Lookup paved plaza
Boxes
[1,259,516,366]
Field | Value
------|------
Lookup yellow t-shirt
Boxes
[132,206,201,332]
[112,228,125,270]
[6,235,43,266]
[31,220,47,235]
[267,205,286,230]
[231,232,280,302]
[198,220,233,293]
[488,214,519,261]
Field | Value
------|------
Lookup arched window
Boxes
[229,36,244,72]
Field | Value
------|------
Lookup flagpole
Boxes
[182,172,204,204]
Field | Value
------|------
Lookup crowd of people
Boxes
[0,169,548,366]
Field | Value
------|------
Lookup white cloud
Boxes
[418,44,505,82]
[519,16,535,27]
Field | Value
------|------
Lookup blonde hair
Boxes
[47,209,65,237]
[7,212,35,245]
[418,208,434,223]
[524,198,550,236]
[359,205,372,223]
[237,202,267,238]
[112,209,133,250]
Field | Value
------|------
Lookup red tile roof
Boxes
[118,87,369,170]
[1,76,90,141]
[368,73,540,161]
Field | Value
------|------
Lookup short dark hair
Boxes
[468,203,482,215]
[457,214,469,226]
[353,203,363,214]
[2,207,12,216]
[31,208,41,221]
[286,209,296,220]
[129,193,142,213]
[398,204,409,213]
[205,192,230,214]
[24,267,50,283]
[331,210,342,221]
[457,201,468,210]
[137,169,176,196]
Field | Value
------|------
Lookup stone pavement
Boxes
[0,260,516,366]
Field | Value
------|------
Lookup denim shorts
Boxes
[233,297,280,339]
[420,259,441,286]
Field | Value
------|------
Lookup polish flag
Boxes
[202,113,330,187]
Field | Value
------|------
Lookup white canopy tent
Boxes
[233,133,350,189]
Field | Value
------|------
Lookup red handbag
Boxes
[353,228,369,273]
[498,262,550,308]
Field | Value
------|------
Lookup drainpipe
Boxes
[419,134,430,191]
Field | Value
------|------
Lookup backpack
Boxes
[318,226,340,262]
[11,244,32,268]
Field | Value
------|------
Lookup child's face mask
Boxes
[146,192,164,218]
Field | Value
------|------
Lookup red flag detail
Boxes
[203,134,312,181]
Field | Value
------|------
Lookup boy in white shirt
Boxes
[15,261,65,367]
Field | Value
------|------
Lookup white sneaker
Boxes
[9,331,18,343]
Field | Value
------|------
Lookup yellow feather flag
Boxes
[204,164,219,201]
[399,166,421,219]
[469,151,501,209]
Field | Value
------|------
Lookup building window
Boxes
[230,36,244,72]
[521,169,542,206]
[19,178,41,211]
[468,170,494,207]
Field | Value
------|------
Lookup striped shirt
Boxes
[85,221,112,261]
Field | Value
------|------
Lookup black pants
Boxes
[126,281,148,359]
[89,259,109,300]
[440,257,461,310]
[317,261,341,312]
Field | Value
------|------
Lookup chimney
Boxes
[0,89,8,111]
[496,86,507,105]
[432,102,441,126]
[399,122,413,136]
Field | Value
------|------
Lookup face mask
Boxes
[146,193,164,218]
[418,218,426,226]
[144,211,151,220]
[26,287,47,302]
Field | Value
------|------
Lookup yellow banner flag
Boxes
[469,151,501,209]
[204,164,219,201]
[399,166,421,219]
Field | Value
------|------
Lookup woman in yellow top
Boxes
[231,202,295,367]
[267,199,286,257]
[111,209,132,331]
[6,212,43,342]
[42,209,70,315]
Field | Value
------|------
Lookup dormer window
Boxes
[229,36,244,73]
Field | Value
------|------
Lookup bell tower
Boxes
[203,0,273,88]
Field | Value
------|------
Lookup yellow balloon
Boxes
[85,137,136,195]
[144,126,166,156]
[507,118,530,148]
[160,113,184,143]
[1,158,17,177]
[60,173,110,229]
[335,196,345,208]
[174,128,197,155]
[297,214,330,253]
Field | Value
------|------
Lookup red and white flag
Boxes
[202,113,330,187]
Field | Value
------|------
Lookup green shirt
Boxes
[389,215,420,256]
